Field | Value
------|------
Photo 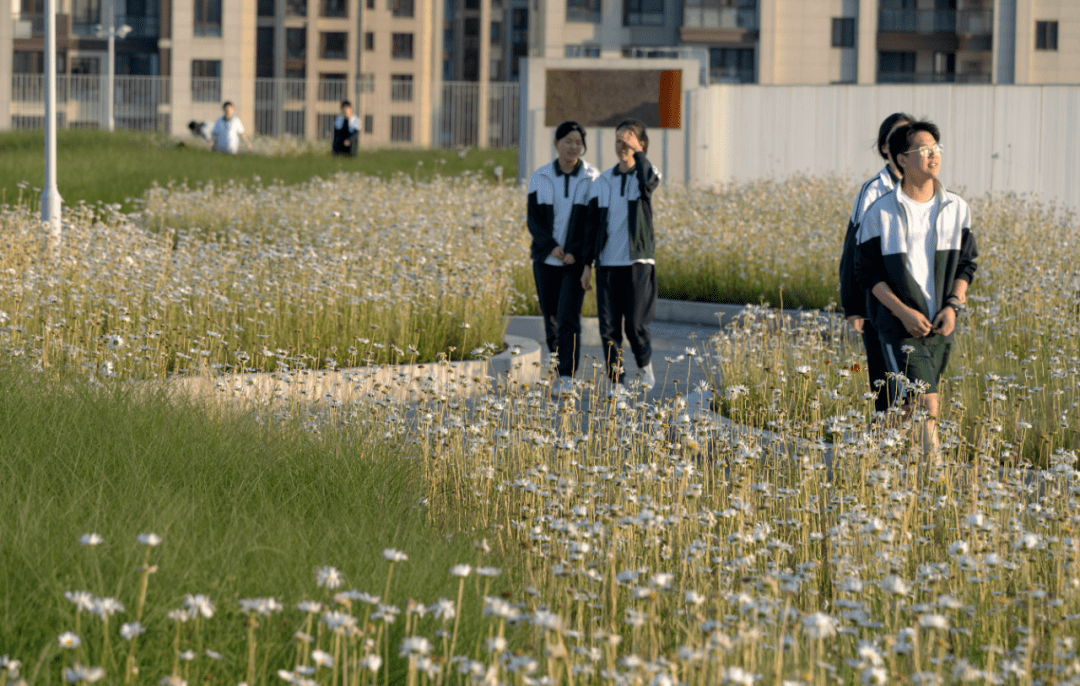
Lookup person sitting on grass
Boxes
[855,120,978,453]
[580,119,661,396]
[332,101,361,156]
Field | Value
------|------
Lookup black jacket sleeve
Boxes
[838,219,866,318]
[854,230,886,294]
[526,189,557,263]
[581,194,604,266]
[956,228,978,283]
[633,152,660,199]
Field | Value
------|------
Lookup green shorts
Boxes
[879,333,953,404]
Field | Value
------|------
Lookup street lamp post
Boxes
[42,0,62,247]
[96,0,131,132]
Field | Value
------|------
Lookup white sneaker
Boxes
[639,362,655,390]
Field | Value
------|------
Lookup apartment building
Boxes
[528,0,1079,85]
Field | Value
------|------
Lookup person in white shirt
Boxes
[210,101,252,154]
[855,120,978,454]
[332,100,361,156]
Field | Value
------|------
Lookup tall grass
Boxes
[0,364,500,686]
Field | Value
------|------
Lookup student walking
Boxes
[526,121,598,398]
[332,101,361,156]
[839,112,914,416]
[855,120,978,452]
[581,119,661,395]
[210,101,252,154]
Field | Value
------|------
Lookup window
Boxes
[71,0,100,26]
[318,72,346,100]
[70,56,100,74]
[193,0,222,36]
[191,59,221,101]
[364,32,374,51]
[624,0,663,26]
[564,45,601,58]
[709,47,754,83]
[363,114,373,133]
[286,28,306,58]
[322,0,346,17]
[285,0,306,16]
[358,73,374,92]
[1036,21,1058,50]
[257,0,275,17]
[490,21,501,42]
[322,32,347,59]
[257,26,274,77]
[390,115,412,143]
[390,0,413,17]
[832,17,855,47]
[566,0,600,23]
[391,33,413,59]
[878,50,916,82]
[366,0,373,8]
[319,114,337,139]
[284,110,305,136]
[390,73,413,101]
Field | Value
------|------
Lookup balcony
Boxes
[879,9,956,33]
[682,4,756,30]
[878,70,991,84]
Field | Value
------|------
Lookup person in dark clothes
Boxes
[526,121,598,398]
[332,101,360,156]
[839,112,914,416]
[580,119,661,396]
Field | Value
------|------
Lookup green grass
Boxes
[0,365,503,684]
[0,129,518,211]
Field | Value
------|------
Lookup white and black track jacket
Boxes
[526,159,598,264]
[854,181,978,339]
[839,165,899,319]
[581,152,661,267]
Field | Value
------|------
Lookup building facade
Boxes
[2,0,1077,139]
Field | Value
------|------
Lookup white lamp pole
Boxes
[97,0,131,132]
[42,0,62,246]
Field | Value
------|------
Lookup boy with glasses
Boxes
[854,120,978,453]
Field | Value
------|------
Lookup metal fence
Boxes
[10,74,519,148]
[10,74,169,131]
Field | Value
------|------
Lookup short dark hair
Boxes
[888,120,940,176]
[615,118,648,155]
[341,100,352,109]
[222,101,234,109]
[554,120,587,152]
[188,120,200,132]
[877,112,914,160]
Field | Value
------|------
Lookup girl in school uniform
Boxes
[839,112,914,415]
[526,121,599,398]
[580,119,661,395]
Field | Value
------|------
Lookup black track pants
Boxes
[533,261,586,378]
[595,263,656,383]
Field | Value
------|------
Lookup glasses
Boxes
[902,143,943,158]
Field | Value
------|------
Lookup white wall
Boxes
[704,84,1080,213]
[523,77,1080,214]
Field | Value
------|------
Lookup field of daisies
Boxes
[3,169,1080,686]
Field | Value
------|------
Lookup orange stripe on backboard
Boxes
[659,70,682,129]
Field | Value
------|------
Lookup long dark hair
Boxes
[876,112,915,160]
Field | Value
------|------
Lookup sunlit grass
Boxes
[3,176,1080,686]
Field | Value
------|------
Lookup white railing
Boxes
[10,74,519,148]
[10,74,169,131]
